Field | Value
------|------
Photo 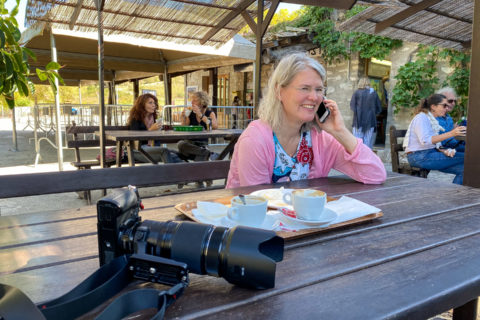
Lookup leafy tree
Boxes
[1,0,62,109]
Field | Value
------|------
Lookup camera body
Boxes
[97,187,284,289]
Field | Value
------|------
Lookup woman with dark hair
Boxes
[127,94,182,164]
[403,93,466,184]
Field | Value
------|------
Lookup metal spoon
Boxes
[239,194,247,205]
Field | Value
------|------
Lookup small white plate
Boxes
[250,188,294,209]
[280,208,337,226]
[220,214,277,230]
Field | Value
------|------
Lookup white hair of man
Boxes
[258,52,326,133]
[436,87,457,97]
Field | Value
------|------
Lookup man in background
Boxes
[436,87,465,152]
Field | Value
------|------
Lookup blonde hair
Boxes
[258,52,326,133]
[357,77,370,89]
[191,91,210,108]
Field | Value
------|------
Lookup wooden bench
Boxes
[389,125,429,178]
[66,123,129,170]
[0,160,231,202]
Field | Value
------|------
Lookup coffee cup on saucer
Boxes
[282,189,327,221]
[227,195,268,227]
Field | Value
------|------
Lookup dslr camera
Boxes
[97,186,284,289]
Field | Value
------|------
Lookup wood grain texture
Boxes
[1,174,480,319]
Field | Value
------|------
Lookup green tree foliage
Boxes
[1,0,62,109]
[295,6,402,64]
[391,45,470,121]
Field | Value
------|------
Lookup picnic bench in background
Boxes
[65,123,129,202]
[389,125,429,178]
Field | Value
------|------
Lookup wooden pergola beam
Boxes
[43,0,238,31]
[200,0,256,44]
[69,0,84,29]
[368,18,465,46]
[375,0,442,33]
[31,17,223,43]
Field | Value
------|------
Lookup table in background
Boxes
[1,173,480,319]
[100,129,243,166]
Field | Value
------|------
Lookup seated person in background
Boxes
[435,87,465,152]
[127,93,182,164]
[178,91,218,161]
[226,52,386,188]
[403,93,466,185]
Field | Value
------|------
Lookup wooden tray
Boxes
[174,196,383,240]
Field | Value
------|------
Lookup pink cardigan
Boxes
[226,120,386,188]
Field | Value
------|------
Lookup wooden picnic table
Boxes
[1,172,480,319]
[99,129,243,166]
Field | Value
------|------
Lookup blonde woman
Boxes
[226,53,386,188]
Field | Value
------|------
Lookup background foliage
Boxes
[294,7,402,64]
[1,0,62,110]
[391,45,470,121]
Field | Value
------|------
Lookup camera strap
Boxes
[0,255,186,320]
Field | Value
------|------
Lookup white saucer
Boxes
[280,208,337,226]
[220,214,277,230]
[250,188,294,210]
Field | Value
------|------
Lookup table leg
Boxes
[126,141,135,167]
[217,136,239,160]
[116,141,122,167]
[453,298,478,320]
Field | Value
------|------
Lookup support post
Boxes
[50,30,64,171]
[253,0,264,114]
[464,0,480,187]
[96,0,106,168]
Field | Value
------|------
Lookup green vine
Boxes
[295,6,402,64]
[391,45,470,121]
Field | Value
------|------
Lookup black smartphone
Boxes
[316,99,330,123]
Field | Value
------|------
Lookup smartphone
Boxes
[316,99,330,123]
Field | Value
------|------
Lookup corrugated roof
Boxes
[25,0,270,48]
[337,0,473,50]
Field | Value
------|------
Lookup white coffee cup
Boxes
[227,195,268,227]
[282,189,327,221]
[184,107,192,117]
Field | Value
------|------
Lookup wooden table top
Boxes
[101,129,243,142]
[2,173,480,319]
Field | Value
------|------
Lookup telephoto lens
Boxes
[97,188,284,289]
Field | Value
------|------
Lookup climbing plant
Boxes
[391,45,470,122]
[295,6,402,64]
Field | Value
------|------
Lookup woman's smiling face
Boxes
[279,67,324,126]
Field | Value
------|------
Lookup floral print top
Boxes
[272,130,314,183]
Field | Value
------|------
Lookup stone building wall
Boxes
[182,41,454,163]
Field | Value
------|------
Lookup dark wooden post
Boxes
[464,0,480,187]
[210,68,218,105]
[253,0,264,114]
[96,0,106,168]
